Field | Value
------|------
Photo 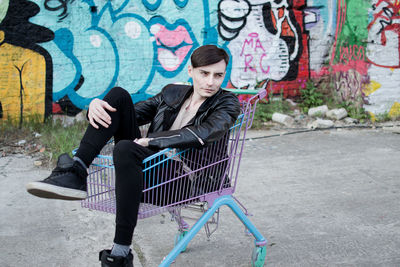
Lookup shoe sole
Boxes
[26,182,87,200]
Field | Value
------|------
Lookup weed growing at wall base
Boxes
[1,114,45,143]
[373,112,391,123]
[338,101,369,122]
[299,80,324,113]
[40,119,87,163]
[1,117,87,165]
[252,91,293,129]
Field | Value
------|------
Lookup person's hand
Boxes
[88,98,117,129]
[218,0,251,40]
[133,138,152,147]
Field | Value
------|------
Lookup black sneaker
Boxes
[99,249,134,267]
[26,153,87,200]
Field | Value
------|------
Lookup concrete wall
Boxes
[0,0,399,123]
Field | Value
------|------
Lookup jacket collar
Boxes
[162,84,193,109]
[162,84,223,111]
[198,88,224,113]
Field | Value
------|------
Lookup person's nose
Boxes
[206,75,214,86]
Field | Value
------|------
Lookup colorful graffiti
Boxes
[28,0,217,110]
[367,0,400,68]
[328,0,370,108]
[0,0,52,124]
[218,0,309,96]
[326,0,400,116]
[1,0,309,121]
[305,0,337,72]
[1,0,400,121]
[365,0,400,115]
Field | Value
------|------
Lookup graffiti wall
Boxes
[0,0,52,123]
[311,0,400,117]
[366,0,400,116]
[218,0,309,96]
[0,0,399,122]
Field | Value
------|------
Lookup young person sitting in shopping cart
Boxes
[26,45,240,266]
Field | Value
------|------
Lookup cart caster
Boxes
[251,245,266,267]
[174,230,188,252]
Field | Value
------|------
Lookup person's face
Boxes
[188,59,227,100]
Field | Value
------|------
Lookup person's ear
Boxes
[188,65,193,78]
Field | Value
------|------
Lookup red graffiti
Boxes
[368,0,400,43]
[367,0,400,68]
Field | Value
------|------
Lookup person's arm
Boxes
[147,92,240,149]
[134,92,162,126]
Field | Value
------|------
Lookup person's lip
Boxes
[150,23,193,72]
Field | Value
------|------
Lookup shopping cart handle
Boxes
[258,89,267,100]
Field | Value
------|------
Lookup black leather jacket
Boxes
[134,84,240,150]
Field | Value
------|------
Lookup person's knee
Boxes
[113,140,141,165]
[109,86,129,96]
[113,140,132,161]
[107,87,131,104]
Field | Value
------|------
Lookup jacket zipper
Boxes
[186,128,205,145]
[152,134,181,141]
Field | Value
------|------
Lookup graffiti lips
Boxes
[151,23,193,72]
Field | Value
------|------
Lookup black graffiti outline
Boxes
[377,7,393,35]
[371,2,396,36]
[14,62,27,127]
[44,0,75,21]
[217,0,251,41]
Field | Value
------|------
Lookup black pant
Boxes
[75,87,155,245]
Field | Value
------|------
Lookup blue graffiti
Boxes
[142,0,162,11]
[29,0,222,109]
[306,0,337,34]
[142,0,189,11]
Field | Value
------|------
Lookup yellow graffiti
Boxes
[363,80,381,96]
[388,102,400,119]
[0,30,46,123]
[369,111,376,123]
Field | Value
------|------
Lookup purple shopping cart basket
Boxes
[81,89,268,267]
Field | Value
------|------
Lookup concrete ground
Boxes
[1,128,400,267]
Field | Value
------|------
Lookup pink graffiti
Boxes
[339,45,365,64]
[240,32,270,74]
[259,54,270,74]
[153,24,193,71]
[244,55,256,72]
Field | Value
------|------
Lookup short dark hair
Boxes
[190,45,229,68]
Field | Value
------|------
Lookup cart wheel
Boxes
[174,230,188,252]
[251,245,266,267]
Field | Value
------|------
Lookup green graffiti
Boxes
[0,0,10,24]
[333,0,370,64]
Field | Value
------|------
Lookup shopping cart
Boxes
[81,89,268,266]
